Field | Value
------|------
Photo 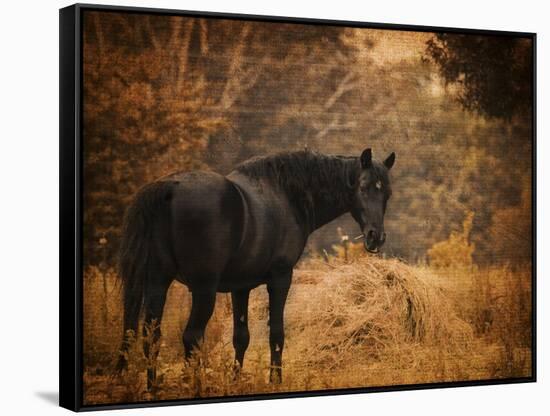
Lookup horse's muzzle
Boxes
[363,230,386,253]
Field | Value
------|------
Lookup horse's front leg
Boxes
[267,270,292,383]
[231,289,251,373]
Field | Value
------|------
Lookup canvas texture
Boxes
[80,10,534,406]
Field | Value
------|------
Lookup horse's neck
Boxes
[302,158,358,234]
[309,191,354,232]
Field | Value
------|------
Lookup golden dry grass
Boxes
[82,252,532,405]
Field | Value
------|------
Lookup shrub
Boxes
[427,211,475,268]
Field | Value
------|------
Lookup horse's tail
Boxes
[116,180,175,371]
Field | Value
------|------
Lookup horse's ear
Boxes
[384,152,396,170]
[361,148,373,169]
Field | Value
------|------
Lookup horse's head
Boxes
[351,148,395,253]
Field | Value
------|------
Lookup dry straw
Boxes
[83,248,531,404]
[292,255,474,371]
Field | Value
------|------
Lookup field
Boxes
[79,12,533,407]
[82,246,532,405]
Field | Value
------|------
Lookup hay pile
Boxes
[289,256,474,369]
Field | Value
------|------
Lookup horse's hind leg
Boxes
[142,272,171,391]
[182,287,217,361]
[231,289,251,372]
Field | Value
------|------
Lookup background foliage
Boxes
[83,12,533,267]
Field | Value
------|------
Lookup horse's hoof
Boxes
[147,368,159,392]
[114,357,128,375]
[269,368,282,384]
[232,362,243,381]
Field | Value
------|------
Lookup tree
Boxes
[425,34,533,119]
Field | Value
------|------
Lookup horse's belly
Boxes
[217,261,270,292]
[216,273,266,292]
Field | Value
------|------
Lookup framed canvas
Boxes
[59,3,536,411]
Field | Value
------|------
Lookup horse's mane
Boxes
[236,150,359,192]
[235,150,360,226]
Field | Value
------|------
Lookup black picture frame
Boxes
[60,3,537,412]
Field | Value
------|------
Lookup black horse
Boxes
[116,148,395,387]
